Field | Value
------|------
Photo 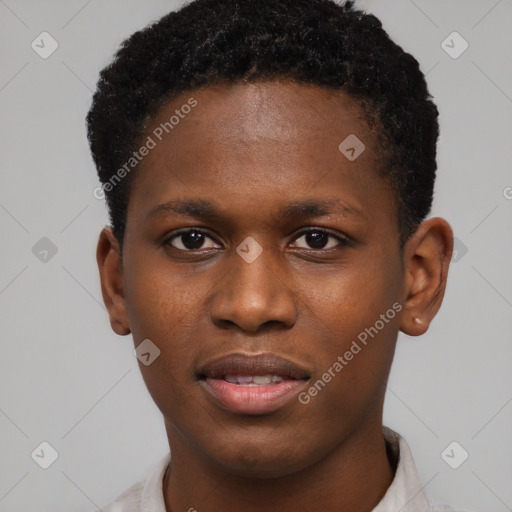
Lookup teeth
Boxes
[224,374,286,385]
[252,375,273,385]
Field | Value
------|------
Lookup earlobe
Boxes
[96,227,131,336]
[399,217,454,337]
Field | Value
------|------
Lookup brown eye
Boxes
[292,229,349,250]
[166,229,220,251]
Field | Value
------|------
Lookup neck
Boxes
[162,418,395,512]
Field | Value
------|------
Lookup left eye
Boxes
[291,229,348,250]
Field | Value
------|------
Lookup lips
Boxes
[197,352,310,381]
[197,353,310,415]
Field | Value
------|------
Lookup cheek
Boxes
[301,253,401,409]
[122,258,208,401]
[299,318,398,443]
[306,250,401,339]
[123,253,206,340]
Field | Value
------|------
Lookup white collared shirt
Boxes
[96,427,471,512]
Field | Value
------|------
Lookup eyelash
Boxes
[163,227,351,253]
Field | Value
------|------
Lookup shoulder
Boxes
[380,428,478,512]
[88,453,171,512]
[85,478,146,512]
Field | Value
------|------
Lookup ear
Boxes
[96,227,131,336]
[399,217,454,336]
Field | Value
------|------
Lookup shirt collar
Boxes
[140,452,169,512]
[140,426,433,512]
[374,426,435,512]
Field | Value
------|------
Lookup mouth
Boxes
[197,352,310,415]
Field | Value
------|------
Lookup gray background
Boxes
[0,0,511,510]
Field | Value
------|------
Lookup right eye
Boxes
[164,228,221,252]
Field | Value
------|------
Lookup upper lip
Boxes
[197,352,310,380]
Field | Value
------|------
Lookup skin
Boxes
[97,80,453,512]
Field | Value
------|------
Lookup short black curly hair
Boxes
[87,0,439,250]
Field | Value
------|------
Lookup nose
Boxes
[208,246,297,333]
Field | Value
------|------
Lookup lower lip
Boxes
[201,378,307,414]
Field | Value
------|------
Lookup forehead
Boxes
[178,81,367,139]
[146,81,376,149]
[128,80,393,230]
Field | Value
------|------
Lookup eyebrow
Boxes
[147,198,366,221]
[281,199,365,219]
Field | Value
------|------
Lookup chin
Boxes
[202,433,320,478]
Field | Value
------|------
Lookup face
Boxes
[106,81,408,476]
